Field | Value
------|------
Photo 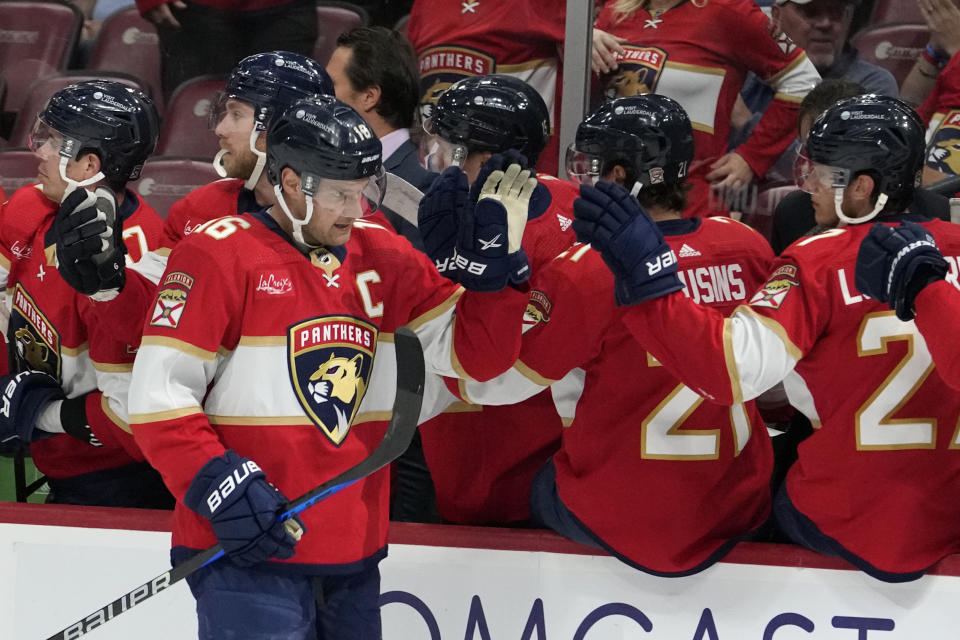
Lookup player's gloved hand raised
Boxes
[418,167,469,279]
[454,163,536,291]
[185,450,305,567]
[572,181,684,306]
[0,371,65,446]
[855,221,948,321]
[54,187,127,300]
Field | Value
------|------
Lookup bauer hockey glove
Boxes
[573,181,684,306]
[855,221,948,321]
[453,162,536,291]
[0,371,65,446]
[470,151,551,223]
[418,166,469,278]
[184,450,305,567]
[54,186,127,300]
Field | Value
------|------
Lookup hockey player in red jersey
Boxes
[575,94,960,582]
[439,94,775,573]
[0,81,172,507]
[127,95,532,638]
[408,0,567,175]
[856,221,960,392]
[414,74,579,525]
[593,0,820,215]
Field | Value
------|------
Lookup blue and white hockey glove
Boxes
[855,221,948,321]
[184,450,305,567]
[572,181,684,306]
[0,371,65,446]
[418,167,469,278]
[454,163,536,291]
[54,186,127,299]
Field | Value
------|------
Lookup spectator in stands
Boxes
[901,0,960,108]
[326,26,437,249]
[136,0,317,99]
[407,0,567,176]
[733,0,897,188]
[591,0,819,216]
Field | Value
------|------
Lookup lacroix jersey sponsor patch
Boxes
[288,315,378,446]
[749,264,799,310]
[150,287,189,329]
[255,269,294,296]
[601,45,667,99]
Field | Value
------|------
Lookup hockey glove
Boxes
[54,187,127,299]
[0,371,65,446]
[454,163,536,291]
[418,167,469,279]
[573,181,684,306]
[470,151,551,222]
[855,221,948,321]
[184,450,305,567]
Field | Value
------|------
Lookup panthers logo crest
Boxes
[601,46,667,100]
[289,316,377,446]
[417,45,495,120]
[9,283,60,377]
[928,110,960,176]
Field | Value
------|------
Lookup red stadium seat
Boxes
[851,24,931,88]
[135,157,220,219]
[870,0,924,26]
[88,7,164,116]
[313,1,369,66]
[155,75,225,159]
[6,71,150,149]
[0,149,39,198]
[0,0,83,115]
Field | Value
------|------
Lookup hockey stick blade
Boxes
[366,172,424,228]
[44,327,425,640]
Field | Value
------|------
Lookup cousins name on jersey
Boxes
[676,262,747,305]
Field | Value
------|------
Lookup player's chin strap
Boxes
[629,181,643,198]
[58,157,104,202]
[834,189,888,225]
[244,126,267,191]
[211,128,267,189]
[273,184,317,249]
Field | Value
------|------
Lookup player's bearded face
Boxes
[213,99,259,179]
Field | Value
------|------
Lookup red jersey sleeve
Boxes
[915,279,960,391]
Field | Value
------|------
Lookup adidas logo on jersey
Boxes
[678,243,701,257]
[557,214,572,232]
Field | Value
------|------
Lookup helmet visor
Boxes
[309,173,385,219]
[565,145,603,186]
[794,151,851,194]
[28,119,65,157]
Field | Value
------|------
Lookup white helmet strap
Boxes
[273,183,317,249]
[59,156,104,202]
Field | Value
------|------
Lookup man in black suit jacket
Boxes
[326,26,438,250]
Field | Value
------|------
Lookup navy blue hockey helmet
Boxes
[266,96,384,190]
[802,94,924,216]
[567,94,694,191]
[33,80,159,182]
[217,51,335,131]
[424,74,550,165]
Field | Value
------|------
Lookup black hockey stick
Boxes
[44,327,425,640]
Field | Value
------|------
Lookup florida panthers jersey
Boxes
[157,178,248,254]
[408,0,565,175]
[914,279,960,391]
[128,210,528,568]
[623,218,960,575]
[595,0,818,215]
[418,175,578,524]
[4,187,163,478]
[451,216,774,572]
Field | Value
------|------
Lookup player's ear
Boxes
[78,152,101,179]
[281,167,301,197]
[611,164,627,187]
[850,173,876,203]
